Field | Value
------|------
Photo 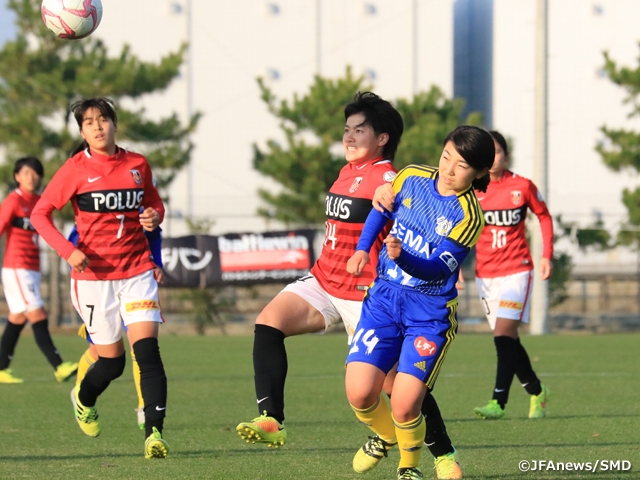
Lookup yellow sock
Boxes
[351,394,396,443]
[393,413,425,469]
[75,348,96,388]
[131,351,144,409]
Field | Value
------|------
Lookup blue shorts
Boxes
[346,279,458,390]
[79,322,128,345]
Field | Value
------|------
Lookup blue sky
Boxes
[0,0,16,46]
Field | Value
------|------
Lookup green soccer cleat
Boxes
[236,411,287,448]
[144,426,169,459]
[473,399,505,420]
[54,361,79,383]
[0,369,23,384]
[397,467,424,479]
[136,408,145,430]
[434,449,462,479]
[70,387,100,437]
[353,435,397,473]
[529,384,550,419]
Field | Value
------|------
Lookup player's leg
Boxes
[0,312,26,383]
[75,325,97,389]
[130,348,145,429]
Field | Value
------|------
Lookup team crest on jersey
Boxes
[349,176,363,193]
[414,337,437,357]
[511,190,522,205]
[383,171,396,183]
[130,169,142,185]
[435,216,453,236]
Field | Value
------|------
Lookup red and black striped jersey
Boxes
[475,170,553,278]
[32,147,164,281]
[311,157,396,301]
[0,188,40,270]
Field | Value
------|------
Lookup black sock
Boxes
[253,324,287,424]
[79,354,126,406]
[31,320,63,369]
[133,338,167,437]
[514,338,542,396]
[0,322,25,370]
[493,336,518,409]
[422,391,454,458]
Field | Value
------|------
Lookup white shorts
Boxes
[2,268,44,314]
[281,274,362,343]
[475,270,534,330]
[70,270,163,345]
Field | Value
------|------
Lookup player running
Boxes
[236,92,402,447]
[471,130,553,420]
[347,126,494,480]
[0,157,78,384]
[31,98,169,459]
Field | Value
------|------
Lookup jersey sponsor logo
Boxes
[414,361,427,372]
[383,171,396,182]
[324,194,371,223]
[11,216,35,231]
[499,299,523,310]
[414,337,437,357]
[77,188,144,213]
[483,207,526,226]
[435,216,453,236]
[125,300,159,312]
[349,176,363,193]
[130,169,142,185]
[510,190,522,205]
[390,220,432,256]
[438,251,458,272]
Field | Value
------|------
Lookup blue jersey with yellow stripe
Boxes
[376,165,484,297]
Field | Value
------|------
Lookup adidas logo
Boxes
[414,361,426,372]
[402,198,412,209]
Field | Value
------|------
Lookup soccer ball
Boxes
[41,0,103,40]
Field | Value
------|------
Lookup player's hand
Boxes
[140,207,160,231]
[68,249,90,273]
[384,235,402,259]
[539,257,552,280]
[456,270,465,290]
[372,183,395,213]
[153,266,165,284]
[347,250,369,276]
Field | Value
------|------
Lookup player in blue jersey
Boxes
[70,223,164,429]
[345,126,494,480]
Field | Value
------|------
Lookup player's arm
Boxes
[387,236,470,282]
[527,181,554,280]
[139,163,165,231]
[0,194,17,237]
[347,208,392,275]
[372,182,396,213]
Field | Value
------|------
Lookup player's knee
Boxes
[132,337,165,372]
[98,354,126,380]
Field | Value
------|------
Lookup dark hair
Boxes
[344,91,404,161]
[14,156,44,179]
[70,141,89,157]
[70,97,117,129]
[489,130,509,156]
[443,125,494,192]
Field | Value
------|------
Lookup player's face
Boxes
[437,141,487,196]
[343,113,388,165]
[14,166,41,194]
[80,107,117,156]
[490,140,508,178]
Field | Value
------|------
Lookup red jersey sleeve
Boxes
[143,165,164,223]
[526,180,554,259]
[0,193,17,237]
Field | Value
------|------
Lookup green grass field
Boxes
[0,331,638,479]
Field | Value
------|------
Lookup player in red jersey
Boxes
[31,98,169,458]
[236,92,403,447]
[0,157,78,384]
[472,130,553,420]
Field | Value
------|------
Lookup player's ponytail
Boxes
[70,141,89,157]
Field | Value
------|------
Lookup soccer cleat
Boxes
[136,407,145,430]
[473,399,505,420]
[529,384,550,419]
[144,426,169,459]
[397,467,424,479]
[236,411,287,448]
[54,361,79,382]
[0,369,23,384]
[70,387,100,437]
[434,449,462,479]
[353,435,397,473]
